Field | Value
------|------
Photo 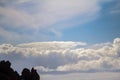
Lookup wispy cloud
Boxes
[0,0,104,42]
[110,2,120,14]
[0,38,120,73]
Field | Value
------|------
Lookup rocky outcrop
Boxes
[0,60,40,80]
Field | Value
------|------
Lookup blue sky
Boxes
[0,0,120,44]
[0,0,120,80]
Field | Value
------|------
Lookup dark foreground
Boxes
[0,60,40,80]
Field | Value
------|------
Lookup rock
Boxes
[0,60,40,80]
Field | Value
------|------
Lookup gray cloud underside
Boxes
[0,38,120,74]
[41,72,120,80]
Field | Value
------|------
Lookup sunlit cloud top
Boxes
[0,38,120,74]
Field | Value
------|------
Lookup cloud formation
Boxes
[41,72,120,80]
[0,38,120,73]
[0,0,110,42]
[0,0,101,28]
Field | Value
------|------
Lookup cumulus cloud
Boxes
[0,38,120,73]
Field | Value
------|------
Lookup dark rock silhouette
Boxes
[30,68,40,80]
[21,68,31,80]
[0,60,40,80]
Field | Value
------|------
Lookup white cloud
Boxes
[0,7,36,28]
[0,0,115,42]
[39,0,100,20]
[17,41,86,50]
[0,0,101,38]
[1,0,99,28]
[0,38,120,73]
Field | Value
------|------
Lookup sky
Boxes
[0,0,120,80]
